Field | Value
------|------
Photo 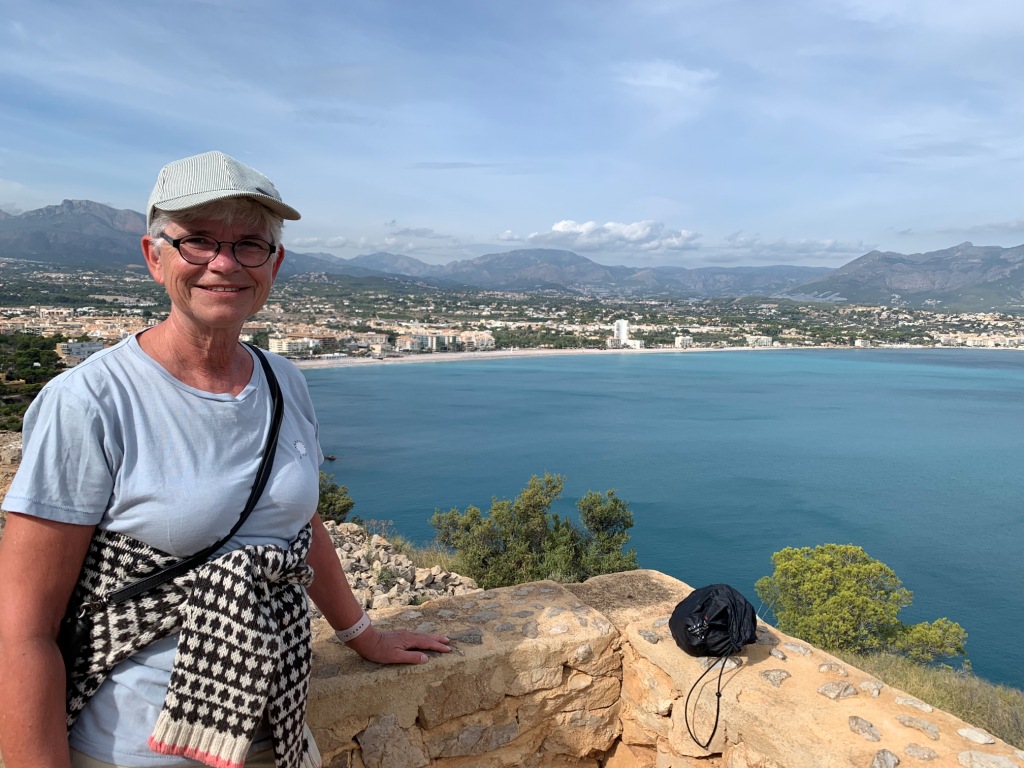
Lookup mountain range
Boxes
[1,200,1022,311]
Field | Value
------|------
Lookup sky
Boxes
[2,0,1023,269]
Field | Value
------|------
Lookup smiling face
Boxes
[142,215,284,338]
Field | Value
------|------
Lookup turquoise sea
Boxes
[304,349,1024,690]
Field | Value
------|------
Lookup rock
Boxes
[448,628,483,644]
[860,680,884,697]
[358,713,429,768]
[818,662,847,676]
[872,749,900,768]
[781,641,811,655]
[957,752,1020,768]
[637,629,659,644]
[895,695,933,712]
[849,715,881,742]
[759,669,791,688]
[755,624,777,644]
[958,727,996,745]
[905,744,938,760]
[320,521,479,613]
[897,715,940,741]
[701,656,740,671]
[573,643,594,663]
[818,682,857,700]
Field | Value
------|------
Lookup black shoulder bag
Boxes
[668,583,758,750]
[58,345,283,677]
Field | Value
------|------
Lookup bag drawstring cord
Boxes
[684,653,729,750]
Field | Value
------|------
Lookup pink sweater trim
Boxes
[147,737,245,768]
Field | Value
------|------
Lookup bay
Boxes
[304,349,1024,690]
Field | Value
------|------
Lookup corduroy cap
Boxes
[147,150,301,227]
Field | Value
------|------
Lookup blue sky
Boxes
[2,0,1023,268]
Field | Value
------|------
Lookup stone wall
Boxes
[0,464,1020,766]
[308,570,1024,768]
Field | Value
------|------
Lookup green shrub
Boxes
[317,471,354,524]
[756,543,967,664]
[430,473,638,589]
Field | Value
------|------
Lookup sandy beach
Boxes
[291,345,787,370]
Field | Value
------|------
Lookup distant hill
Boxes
[3,200,1023,310]
[0,200,145,268]
[338,248,830,297]
[0,200,371,278]
[780,242,1024,311]
[348,251,442,278]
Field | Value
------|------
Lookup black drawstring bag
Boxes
[668,584,758,749]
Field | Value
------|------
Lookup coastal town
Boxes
[0,280,1022,368]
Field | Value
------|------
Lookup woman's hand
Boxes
[344,626,451,665]
[305,516,452,664]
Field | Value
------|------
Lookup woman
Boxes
[0,151,450,768]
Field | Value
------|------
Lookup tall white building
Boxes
[608,319,644,349]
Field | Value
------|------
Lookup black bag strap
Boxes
[683,654,729,750]
[105,344,283,606]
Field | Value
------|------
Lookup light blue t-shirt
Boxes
[2,334,323,766]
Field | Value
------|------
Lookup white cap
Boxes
[147,150,301,227]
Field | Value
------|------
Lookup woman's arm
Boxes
[0,513,94,768]
[305,514,450,664]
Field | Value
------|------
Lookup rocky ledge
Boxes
[322,521,479,610]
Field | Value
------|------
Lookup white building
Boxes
[269,336,320,357]
[55,340,106,365]
[459,330,495,351]
[614,319,630,343]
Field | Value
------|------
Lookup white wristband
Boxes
[335,611,372,643]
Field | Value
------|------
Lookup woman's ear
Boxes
[271,245,285,279]
[141,235,166,285]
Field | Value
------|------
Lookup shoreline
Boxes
[293,345,784,369]
[291,344,1016,370]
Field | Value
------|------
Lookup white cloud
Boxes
[390,226,452,240]
[938,219,1024,236]
[824,0,1024,34]
[721,231,870,262]
[616,60,717,94]
[528,219,700,253]
[614,60,718,124]
[496,230,521,241]
[289,235,349,249]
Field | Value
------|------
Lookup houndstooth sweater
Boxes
[64,524,321,768]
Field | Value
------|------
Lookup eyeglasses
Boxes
[158,232,277,267]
